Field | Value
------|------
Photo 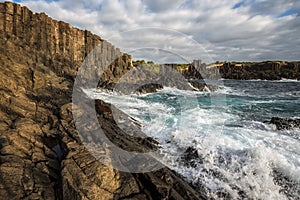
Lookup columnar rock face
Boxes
[0,2,203,200]
[0,1,132,85]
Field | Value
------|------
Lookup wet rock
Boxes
[181,147,201,168]
[136,83,163,94]
[102,82,163,94]
[269,117,300,130]
[272,168,300,199]
[189,81,220,92]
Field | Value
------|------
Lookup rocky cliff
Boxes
[132,60,300,81]
[0,2,203,199]
[0,1,133,85]
[169,61,300,81]
[213,61,300,80]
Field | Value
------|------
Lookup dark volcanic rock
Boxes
[101,82,163,94]
[189,81,219,92]
[0,2,203,199]
[269,117,300,130]
[136,83,163,94]
[181,147,201,168]
[272,168,300,199]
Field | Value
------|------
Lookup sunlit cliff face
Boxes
[13,0,300,62]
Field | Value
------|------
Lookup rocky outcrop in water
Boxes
[129,61,219,92]
[0,2,203,199]
[269,117,300,130]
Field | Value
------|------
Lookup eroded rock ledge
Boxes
[0,2,204,199]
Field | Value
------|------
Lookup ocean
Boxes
[86,79,300,199]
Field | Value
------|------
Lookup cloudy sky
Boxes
[6,0,300,63]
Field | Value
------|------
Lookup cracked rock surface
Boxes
[0,2,203,199]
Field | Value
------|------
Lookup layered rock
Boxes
[0,1,132,86]
[0,2,203,199]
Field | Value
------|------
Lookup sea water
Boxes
[86,80,300,199]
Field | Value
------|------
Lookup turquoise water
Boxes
[87,80,300,199]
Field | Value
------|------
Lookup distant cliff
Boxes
[171,61,300,80]
[152,60,300,80]
[214,61,300,80]
[0,2,203,199]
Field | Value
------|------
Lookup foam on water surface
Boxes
[84,80,300,199]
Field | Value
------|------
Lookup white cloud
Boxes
[142,0,184,12]
[6,0,300,63]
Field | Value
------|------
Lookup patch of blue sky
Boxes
[232,0,256,10]
[278,8,298,18]
[232,1,245,9]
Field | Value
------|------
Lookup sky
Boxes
[4,0,300,63]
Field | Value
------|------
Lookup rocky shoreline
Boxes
[215,61,300,80]
[0,2,299,200]
[98,61,219,94]
[164,61,300,81]
[0,2,204,199]
[133,60,300,81]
